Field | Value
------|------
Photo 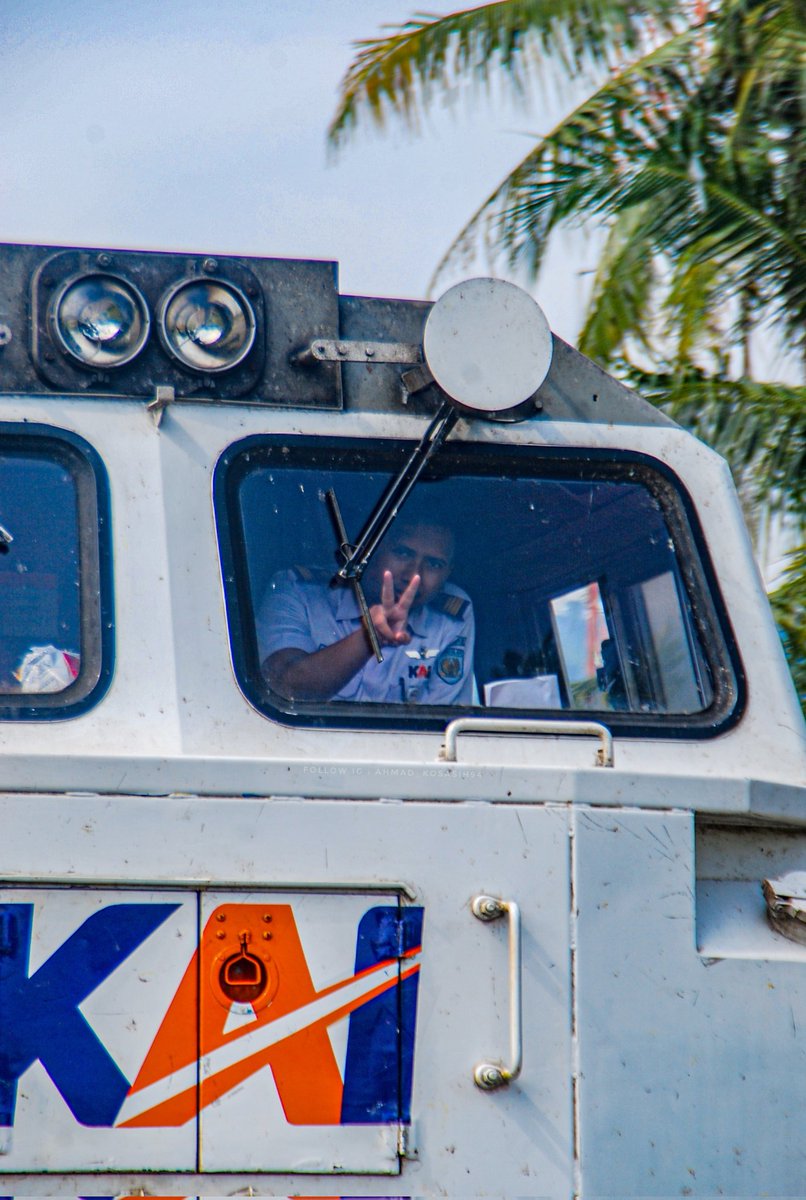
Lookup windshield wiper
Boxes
[326,398,459,661]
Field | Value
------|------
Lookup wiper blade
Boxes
[326,488,385,663]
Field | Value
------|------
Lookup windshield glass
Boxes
[216,437,741,736]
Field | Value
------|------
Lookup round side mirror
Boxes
[423,278,552,416]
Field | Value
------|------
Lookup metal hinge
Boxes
[147,384,175,426]
[398,1122,418,1159]
[293,338,422,366]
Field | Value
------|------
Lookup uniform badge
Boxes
[436,642,465,684]
[405,646,438,680]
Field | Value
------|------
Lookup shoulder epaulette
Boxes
[430,592,469,620]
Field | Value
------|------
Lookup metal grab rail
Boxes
[439,716,614,768]
[472,895,522,1090]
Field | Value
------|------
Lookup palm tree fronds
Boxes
[578,205,658,361]
[329,0,683,146]
[769,544,806,710]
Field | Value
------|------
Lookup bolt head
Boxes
[474,1063,506,1090]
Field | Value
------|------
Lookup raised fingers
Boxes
[397,573,421,618]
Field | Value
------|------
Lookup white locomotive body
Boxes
[0,243,803,1198]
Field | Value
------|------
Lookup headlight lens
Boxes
[159,278,256,372]
[52,274,150,367]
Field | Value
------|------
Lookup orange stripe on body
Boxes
[123,904,420,1126]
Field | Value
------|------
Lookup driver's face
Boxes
[368,524,453,606]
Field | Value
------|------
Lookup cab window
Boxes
[215,436,742,736]
[0,426,112,718]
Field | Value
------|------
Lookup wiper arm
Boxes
[337,399,458,584]
[326,398,459,663]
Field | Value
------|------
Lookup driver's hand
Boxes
[370,570,420,645]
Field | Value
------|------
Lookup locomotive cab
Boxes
[0,243,804,1198]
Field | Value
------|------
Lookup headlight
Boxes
[158,278,256,372]
[51,274,150,367]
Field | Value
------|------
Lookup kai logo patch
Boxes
[405,646,438,680]
[0,899,423,1132]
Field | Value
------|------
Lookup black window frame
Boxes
[214,433,745,739]
[0,422,114,720]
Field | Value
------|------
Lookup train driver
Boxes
[257,519,475,705]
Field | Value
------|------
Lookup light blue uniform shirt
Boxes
[257,568,475,704]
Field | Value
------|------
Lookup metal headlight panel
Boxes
[0,242,341,407]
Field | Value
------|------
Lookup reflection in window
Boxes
[550,583,611,710]
[0,455,80,693]
[216,438,738,731]
[625,571,707,712]
[0,430,109,717]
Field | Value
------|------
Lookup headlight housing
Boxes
[51,273,150,368]
[158,278,256,373]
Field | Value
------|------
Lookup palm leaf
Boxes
[769,544,806,712]
[329,0,683,145]
[426,28,704,282]
[626,370,806,512]
[577,205,658,361]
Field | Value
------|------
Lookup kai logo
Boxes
[405,646,438,680]
[0,900,422,1132]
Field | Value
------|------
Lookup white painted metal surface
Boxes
[0,400,801,798]
[0,799,573,1195]
[0,255,804,1198]
[0,889,197,1171]
[575,808,806,1194]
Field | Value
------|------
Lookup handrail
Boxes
[471,895,522,1090]
[439,716,614,768]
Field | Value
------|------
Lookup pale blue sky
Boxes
[0,0,595,338]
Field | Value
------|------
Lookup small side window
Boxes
[0,425,113,719]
